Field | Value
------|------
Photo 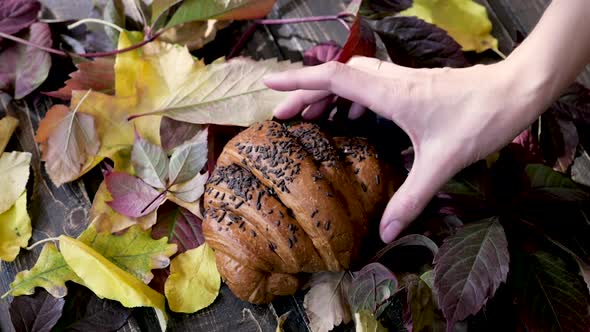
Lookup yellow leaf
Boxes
[354,311,388,332]
[165,243,220,313]
[59,235,168,330]
[78,224,177,283]
[0,192,31,262]
[400,0,498,52]
[0,115,18,154]
[0,151,31,214]
[90,181,158,233]
[4,243,83,298]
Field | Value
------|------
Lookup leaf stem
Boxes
[26,237,61,251]
[141,184,173,214]
[0,30,164,58]
[68,18,125,33]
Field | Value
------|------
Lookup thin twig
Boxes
[26,237,60,251]
[228,23,258,59]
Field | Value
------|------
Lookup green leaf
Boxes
[168,129,208,184]
[164,0,276,28]
[4,243,83,298]
[0,192,31,262]
[525,164,590,202]
[164,243,220,313]
[353,310,388,332]
[434,218,509,330]
[78,225,177,283]
[407,270,448,332]
[514,250,590,332]
[0,151,31,214]
[132,133,169,189]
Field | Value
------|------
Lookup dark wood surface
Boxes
[1,1,588,332]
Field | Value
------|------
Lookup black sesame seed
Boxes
[361,183,367,192]
[316,221,321,228]
[214,191,220,198]
[288,238,293,248]
[376,175,380,185]
[325,221,331,230]
[311,209,319,218]
[251,230,257,237]
[235,201,244,209]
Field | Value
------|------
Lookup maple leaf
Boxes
[164,243,220,313]
[0,192,31,262]
[0,0,40,36]
[35,100,100,187]
[9,289,65,332]
[0,22,52,99]
[0,114,18,154]
[373,16,469,68]
[399,0,498,53]
[160,0,276,28]
[58,235,168,331]
[0,151,30,214]
[153,203,205,254]
[3,243,82,298]
[434,218,509,330]
[44,58,116,100]
[304,271,352,332]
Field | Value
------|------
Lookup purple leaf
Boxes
[540,114,579,173]
[153,202,205,253]
[9,289,65,332]
[132,132,169,189]
[0,22,52,99]
[513,250,590,332]
[372,234,439,262]
[160,117,204,152]
[373,16,469,68]
[52,283,131,332]
[304,41,342,66]
[434,217,509,330]
[552,82,590,124]
[348,263,399,316]
[338,16,377,63]
[105,172,165,218]
[0,0,40,36]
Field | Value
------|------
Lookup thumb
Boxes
[379,154,456,243]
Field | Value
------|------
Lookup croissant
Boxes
[203,121,394,304]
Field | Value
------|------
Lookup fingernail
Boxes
[380,220,400,243]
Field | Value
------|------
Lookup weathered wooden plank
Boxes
[486,0,590,86]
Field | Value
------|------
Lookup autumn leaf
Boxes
[168,128,208,184]
[540,113,579,173]
[523,164,590,203]
[129,57,301,126]
[0,0,40,36]
[0,192,31,262]
[3,243,82,298]
[163,0,276,28]
[399,0,498,53]
[304,271,352,332]
[372,234,439,262]
[90,180,158,233]
[348,263,398,317]
[373,16,469,68]
[38,0,93,21]
[160,117,204,152]
[9,289,65,332]
[434,218,509,330]
[338,16,376,63]
[168,171,209,203]
[0,115,18,154]
[353,311,387,332]
[153,203,205,254]
[132,132,169,189]
[0,151,30,214]
[158,20,230,51]
[106,172,166,218]
[78,225,177,284]
[44,58,116,100]
[59,235,168,331]
[35,99,100,187]
[513,250,590,332]
[164,243,220,313]
[405,270,450,332]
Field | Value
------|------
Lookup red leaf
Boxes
[373,16,469,68]
[152,202,205,253]
[434,218,509,330]
[511,128,543,164]
[105,172,165,218]
[0,0,40,36]
[304,41,342,66]
[338,16,377,63]
[44,58,115,100]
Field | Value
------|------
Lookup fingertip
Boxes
[348,102,366,120]
[263,73,288,90]
[379,219,403,243]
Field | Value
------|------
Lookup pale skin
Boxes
[263,0,590,243]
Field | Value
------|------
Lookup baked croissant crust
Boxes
[203,121,393,304]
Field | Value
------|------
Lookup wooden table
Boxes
[1,1,588,331]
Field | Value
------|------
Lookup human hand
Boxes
[263,57,550,243]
